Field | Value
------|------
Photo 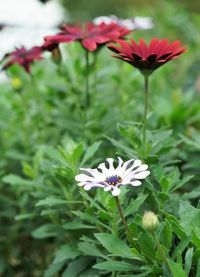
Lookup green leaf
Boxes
[44,261,65,277]
[167,259,187,277]
[137,232,155,261]
[170,176,193,192]
[184,248,193,276]
[179,134,200,150]
[78,268,100,277]
[78,242,106,258]
[172,236,191,259]
[15,213,36,221]
[70,143,84,166]
[93,260,134,272]
[32,224,58,239]
[63,220,95,230]
[94,233,143,260]
[118,272,152,277]
[197,258,200,277]
[35,196,67,207]
[160,176,170,193]
[2,174,33,186]
[22,162,35,178]
[171,220,187,239]
[63,256,92,277]
[179,200,200,233]
[81,141,102,166]
[160,220,172,249]
[124,194,148,217]
[53,244,81,264]
[192,227,200,248]
[73,211,111,230]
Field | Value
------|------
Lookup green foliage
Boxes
[1,1,200,276]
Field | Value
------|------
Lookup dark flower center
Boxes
[106,175,122,185]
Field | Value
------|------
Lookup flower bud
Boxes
[142,211,159,232]
[11,77,22,90]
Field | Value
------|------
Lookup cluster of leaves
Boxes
[1,1,200,276]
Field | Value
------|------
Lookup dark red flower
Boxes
[43,22,131,52]
[108,38,186,76]
[2,46,43,73]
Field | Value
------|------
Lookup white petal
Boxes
[133,171,150,179]
[136,164,148,171]
[112,187,121,196]
[116,157,123,169]
[98,160,116,177]
[123,164,149,181]
[77,183,84,187]
[121,159,142,177]
[75,174,95,182]
[133,160,142,168]
[84,184,93,190]
[106,158,115,170]
[129,180,142,186]
[80,168,104,180]
[104,186,112,192]
[83,182,105,190]
[98,162,109,175]
[121,159,134,171]
[117,159,133,176]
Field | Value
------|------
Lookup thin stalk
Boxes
[143,76,149,145]
[82,51,90,139]
[85,50,90,108]
[115,196,136,246]
[93,52,97,93]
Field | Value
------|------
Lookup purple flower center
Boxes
[106,175,122,185]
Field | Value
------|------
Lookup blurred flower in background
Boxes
[2,46,43,73]
[43,22,131,52]
[93,15,154,30]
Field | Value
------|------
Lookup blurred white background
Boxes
[0,0,66,56]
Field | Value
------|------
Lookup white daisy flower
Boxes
[75,157,150,196]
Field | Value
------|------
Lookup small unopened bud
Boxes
[52,47,62,63]
[11,77,22,90]
[142,211,159,232]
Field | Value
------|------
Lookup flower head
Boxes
[2,46,42,73]
[94,15,153,30]
[75,157,150,196]
[142,211,159,232]
[43,22,131,52]
[108,38,186,76]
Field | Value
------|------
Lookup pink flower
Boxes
[108,38,186,76]
[43,22,131,52]
[2,46,42,73]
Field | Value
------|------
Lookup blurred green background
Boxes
[59,0,200,19]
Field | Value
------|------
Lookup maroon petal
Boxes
[44,34,77,43]
[82,38,97,51]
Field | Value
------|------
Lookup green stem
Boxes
[93,53,98,93]
[85,50,90,107]
[143,76,149,145]
[82,51,90,139]
[115,196,135,246]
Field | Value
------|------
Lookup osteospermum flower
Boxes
[2,46,42,73]
[108,38,186,76]
[75,157,150,196]
[43,22,131,52]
